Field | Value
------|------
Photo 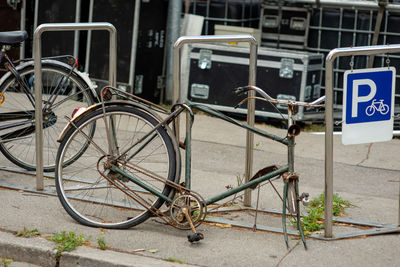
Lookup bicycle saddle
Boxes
[0,31,28,45]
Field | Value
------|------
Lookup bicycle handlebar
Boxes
[234,85,325,108]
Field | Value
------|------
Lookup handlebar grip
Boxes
[310,95,326,106]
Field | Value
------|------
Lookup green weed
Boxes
[97,237,107,250]
[15,228,40,238]
[310,192,352,217]
[1,258,13,267]
[292,192,352,233]
[166,257,187,264]
[50,231,87,259]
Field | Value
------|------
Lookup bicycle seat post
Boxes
[1,44,11,51]
[0,45,8,63]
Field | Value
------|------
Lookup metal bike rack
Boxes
[173,35,257,206]
[33,22,117,190]
[323,44,400,239]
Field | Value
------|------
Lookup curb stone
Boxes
[60,245,197,267]
[0,231,57,267]
[0,231,196,267]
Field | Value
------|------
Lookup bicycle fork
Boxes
[284,105,308,249]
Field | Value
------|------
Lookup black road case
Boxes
[260,4,310,50]
[185,43,323,121]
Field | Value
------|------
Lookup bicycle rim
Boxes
[0,64,95,171]
[286,180,298,215]
[56,106,177,228]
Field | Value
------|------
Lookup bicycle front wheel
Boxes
[365,105,375,116]
[0,63,95,171]
[55,106,178,228]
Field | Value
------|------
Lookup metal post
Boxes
[245,41,257,207]
[128,0,141,94]
[20,0,26,60]
[84,0,94,74]
[165,0,182,103]
[324,44,400,238]
[33,22,117,190]
[173,35,257,206]
[325,51,335,238]
[73,0,81,60]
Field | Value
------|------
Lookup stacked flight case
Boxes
[186,43,323,121]
[184,1,324,121]
[259,4,310,50]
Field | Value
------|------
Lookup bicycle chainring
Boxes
[169,191,207,230]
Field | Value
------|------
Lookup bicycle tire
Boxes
[55,106,177,229]
[0,62,96,172]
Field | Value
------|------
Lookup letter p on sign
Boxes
[351,79,376,118]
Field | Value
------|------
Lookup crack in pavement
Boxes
[357,143,373,166]
[276,240,301,267]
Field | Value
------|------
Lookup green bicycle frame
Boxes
[108,100,295,208]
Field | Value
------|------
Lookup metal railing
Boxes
[324,43,400,237]
[33,22,117,190]
[173,35,257,206]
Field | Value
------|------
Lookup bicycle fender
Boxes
[57,100,166,143]
[0,59,97,97]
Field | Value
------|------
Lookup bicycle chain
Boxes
[95,156,207,229]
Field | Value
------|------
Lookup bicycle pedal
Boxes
[249,165,278,189]
[187,232,204,243]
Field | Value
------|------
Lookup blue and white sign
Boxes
[342,67,395,145]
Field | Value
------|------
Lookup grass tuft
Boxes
[50,231,87,259]
[292,192,352,234]
[15,228,40,238]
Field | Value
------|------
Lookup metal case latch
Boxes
[198,49,212,69]
[190,83,209,99]
[277,94,296,109]
[279,58,294,79]
[263,15,279,28]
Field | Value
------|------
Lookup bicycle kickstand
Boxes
[181,207,204,243]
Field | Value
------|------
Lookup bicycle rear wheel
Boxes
[55,106,178,228]
[0,63,95,171]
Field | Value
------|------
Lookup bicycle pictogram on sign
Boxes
[365,99,389,116]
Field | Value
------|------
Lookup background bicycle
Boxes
[0,30,98,171]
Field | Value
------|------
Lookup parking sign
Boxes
[342,67,395,145]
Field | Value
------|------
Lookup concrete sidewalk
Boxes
[0,113,399,266]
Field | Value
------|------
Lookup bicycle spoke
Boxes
[56,106,177,228]
[0,64,95,171]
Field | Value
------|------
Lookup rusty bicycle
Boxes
[54,84,325,248]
